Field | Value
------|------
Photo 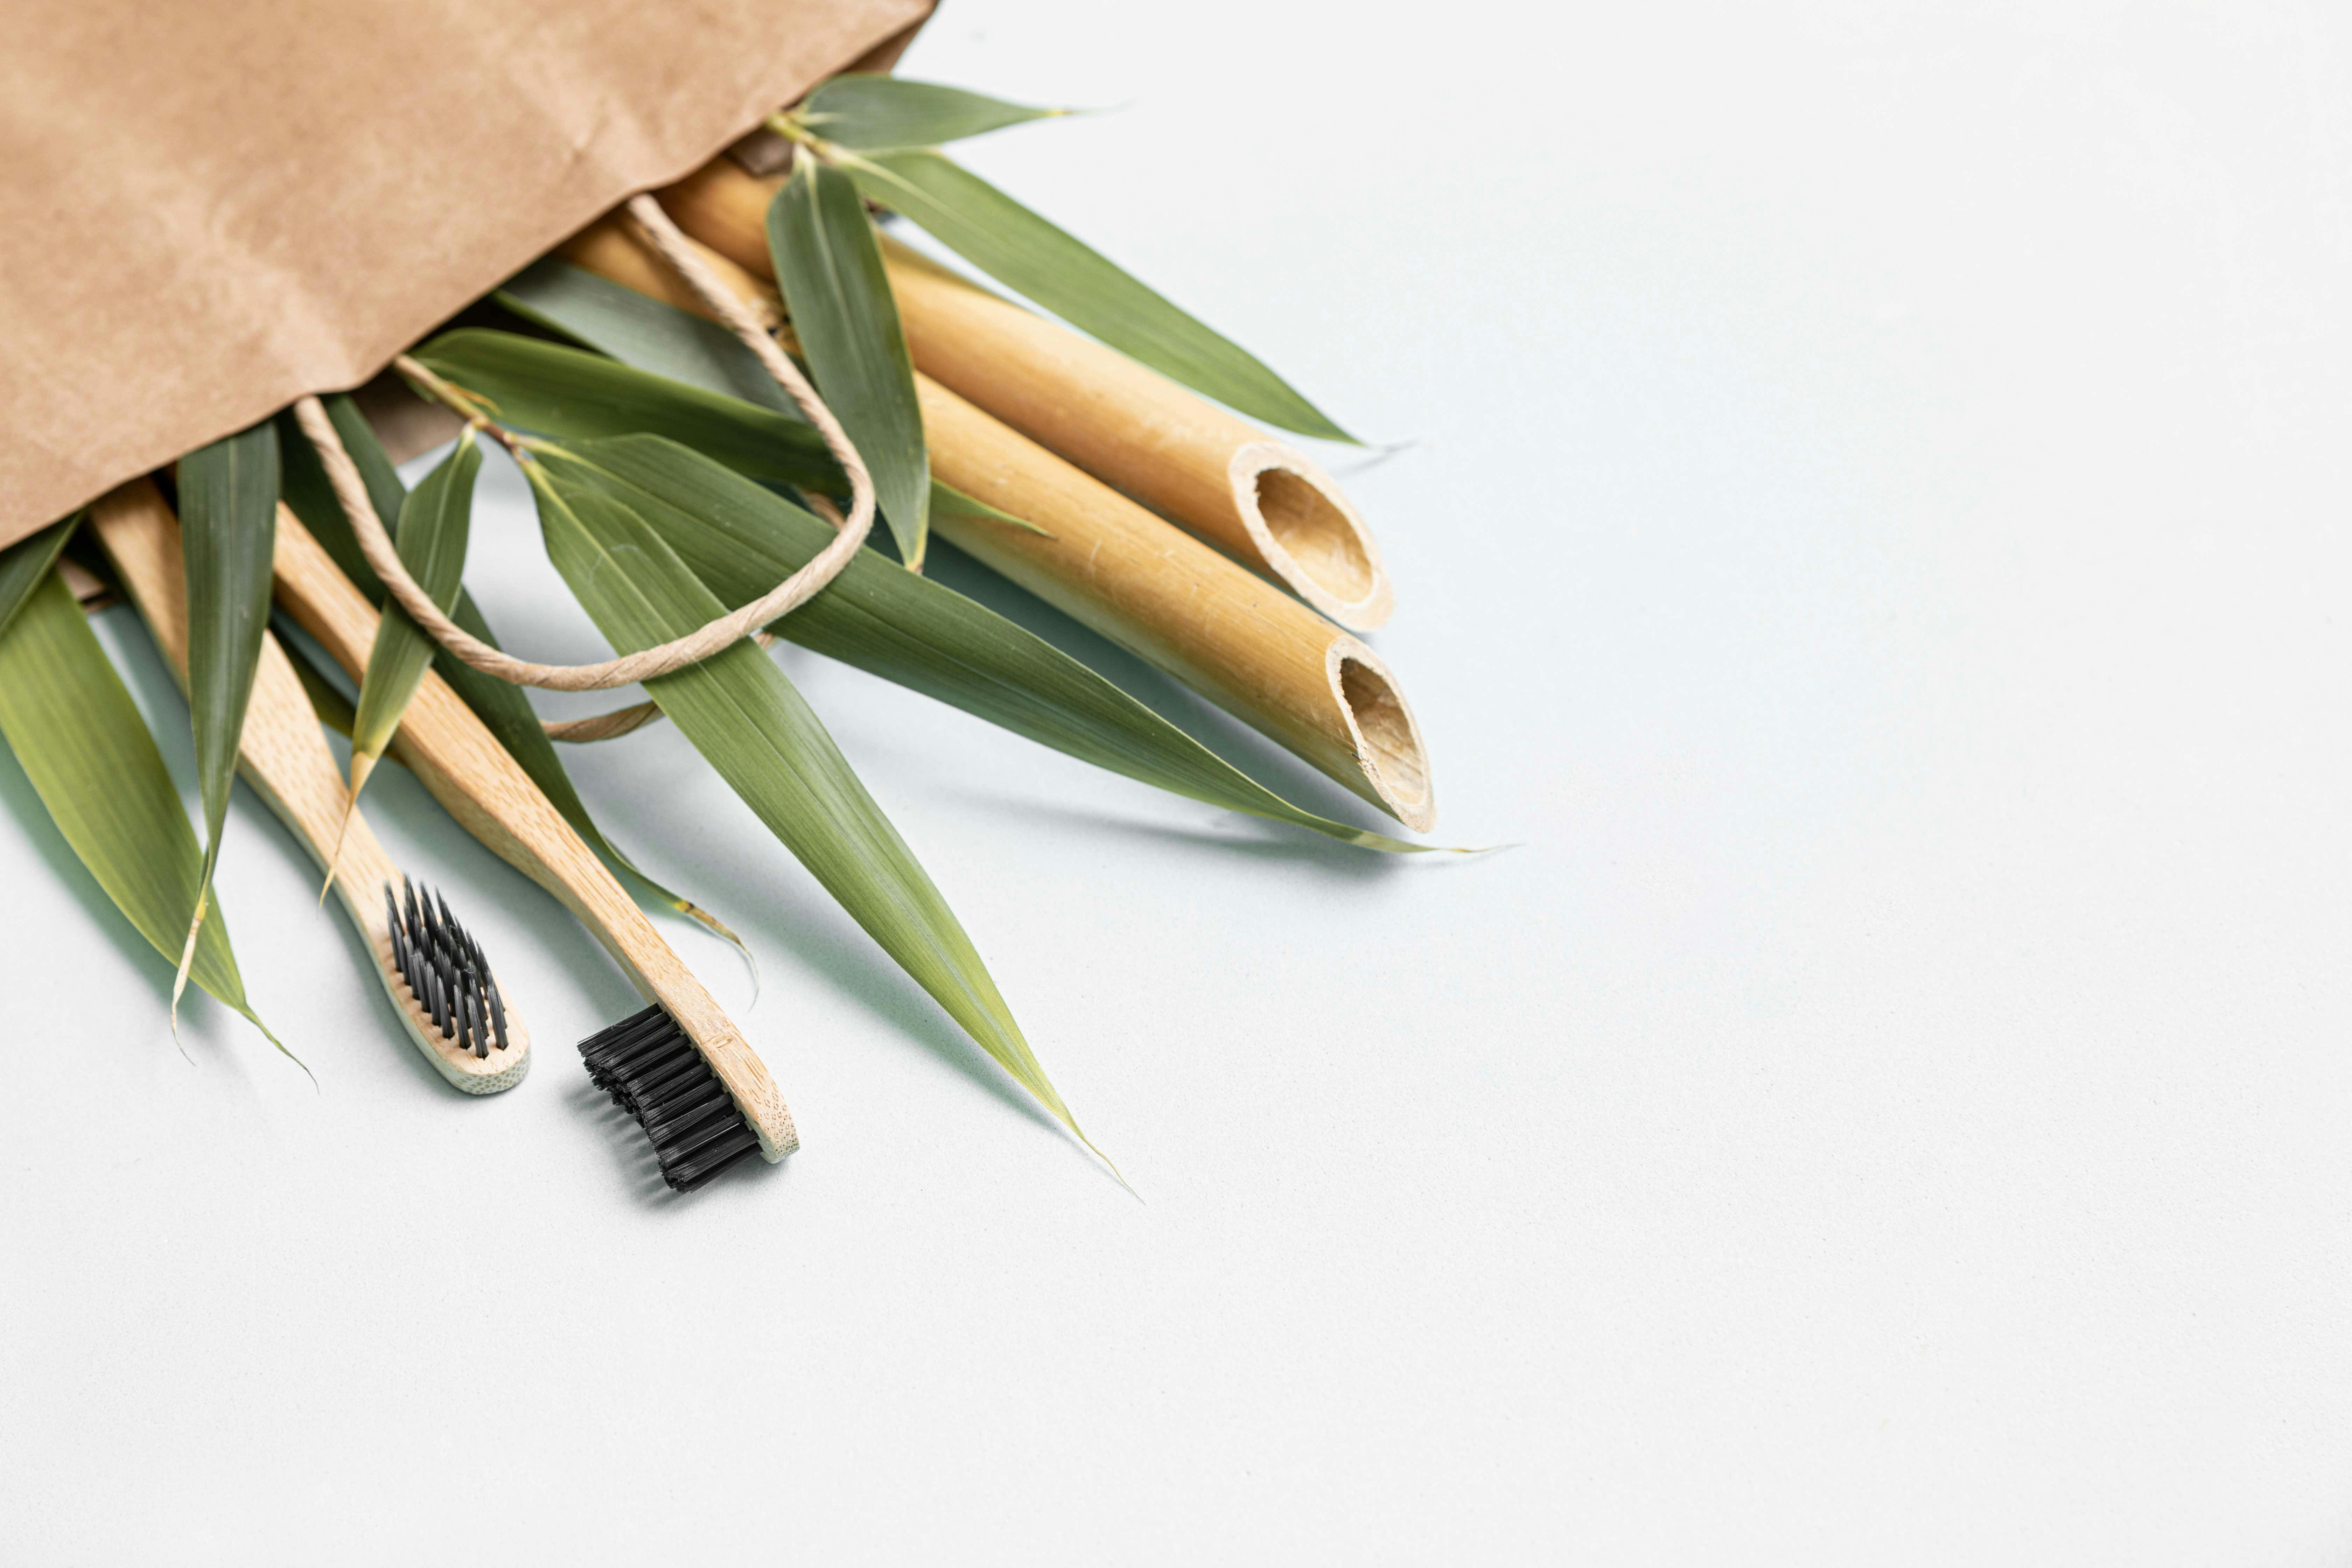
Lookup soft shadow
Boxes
[354,738,651,1034]
[945,788,1414,883]
[0,629,286,1074]
[564,1071,797,1209]
[109,605,609,1095]
[246,788,507,1102]
[565,1073,673,1203]
[281,565,1053,1134]
[1331,438,1422,478]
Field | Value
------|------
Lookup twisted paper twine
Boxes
[293,192,870,727]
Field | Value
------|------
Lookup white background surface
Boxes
[5,1,2350,1561]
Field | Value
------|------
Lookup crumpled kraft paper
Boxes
[0,0,931,547]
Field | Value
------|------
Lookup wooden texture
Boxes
[267,508,798,1157]
[564,220,786,331]
[566,222,1437,831]
[86,480,530,1093]
[659,158,1395,629]
[915,382,1435,830]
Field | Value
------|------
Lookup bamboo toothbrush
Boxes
[264,500,796,1187]
[88,479,531,1091]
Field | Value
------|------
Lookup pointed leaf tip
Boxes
[0,515,79,641]
[178,418,282,983]
[528,443,1086,1144]
[801,75,1069,150]
[525,431,1446,856]
[347,431,481,809]
[766,156,931,567]
[842,147,1359,443]
[0,569,278,1056]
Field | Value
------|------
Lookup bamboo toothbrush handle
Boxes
[267,505,796,1157]
[87,480,531,1091]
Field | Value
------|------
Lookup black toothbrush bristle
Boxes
[387,875,513,1057]
[577,1003,760,1191]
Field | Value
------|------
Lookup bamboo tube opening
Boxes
[1331,644,1433,827]
[1249,460,1377,606]
[653,159,1400,629]
[568,204,1438,832]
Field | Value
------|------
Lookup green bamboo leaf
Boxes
[798,75,1068,150]
[932,481,1051,537]
[840,147,1357,443]
[768,156,931,567]
[414,330,839,491]
[175,419,280,1015]
[492,266,1014,543]
[347,431,481,803]
[275,396,748,954]
[497,260,802,416]
[556,435,1439,853]
[426,294,1423,849]
[436,590,754,958]
[0,516,79,639]
[527,446,1092,1147]
[0,570,285,1055]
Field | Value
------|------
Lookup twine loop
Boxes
[295,192,870,701]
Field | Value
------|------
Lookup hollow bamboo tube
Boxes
[917,382,1434,829]
[561,221,1435,831]
[658,158,1396,630]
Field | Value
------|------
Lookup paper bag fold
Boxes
[0,0,930,547]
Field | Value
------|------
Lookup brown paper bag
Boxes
[0,0,932,547]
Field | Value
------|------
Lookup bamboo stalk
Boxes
[916,379,1434,829]
[560,222,1436,831]
[658,158,1396,630]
